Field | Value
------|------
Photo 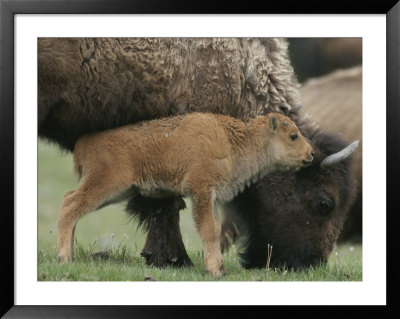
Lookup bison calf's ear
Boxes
[270,115,278,133]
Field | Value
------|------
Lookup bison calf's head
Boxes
[235,130,358,270]
[256,113,314,172]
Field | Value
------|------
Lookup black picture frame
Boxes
[1,0,399,317]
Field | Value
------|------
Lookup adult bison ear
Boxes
[320,140,359,168]
[270,115,278,133]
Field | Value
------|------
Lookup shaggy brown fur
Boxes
[57,112,313,276]
[39,37,307,269]
[39,38,357,270]
[39,38,300,151]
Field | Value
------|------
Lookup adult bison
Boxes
[39,38,299,150]
[288,38,362,82]
[300,66,362,241]
[38,38,358,270]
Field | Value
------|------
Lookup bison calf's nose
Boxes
[302,150,314,166]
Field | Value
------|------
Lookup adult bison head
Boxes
[227,130,358,270]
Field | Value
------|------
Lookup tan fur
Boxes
[57,112,313,276]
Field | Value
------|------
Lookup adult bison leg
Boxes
[220,202,248,252]
[126,195,193,267]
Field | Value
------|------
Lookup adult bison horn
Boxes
[320,140,359,168]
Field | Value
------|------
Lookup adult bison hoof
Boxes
[140,249,193,268]
[220,234,233,253]
[220,227,238,253]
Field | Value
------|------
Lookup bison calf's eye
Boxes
[290,133,298,141]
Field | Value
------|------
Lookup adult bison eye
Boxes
[318,198,334,215]
[290,133,298,141]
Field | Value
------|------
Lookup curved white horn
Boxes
[320,140,360,168]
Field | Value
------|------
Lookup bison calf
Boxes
[57,112,313,277]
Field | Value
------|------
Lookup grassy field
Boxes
[38,141,362,281]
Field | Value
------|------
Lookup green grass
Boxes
[37,241,362,281]
[38,141,362,282]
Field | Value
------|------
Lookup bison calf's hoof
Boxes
[57,255,72,263]
[208,267,226,278]
[206,260,226,277]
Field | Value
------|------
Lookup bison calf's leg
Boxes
[57,177,125,262]
[192,192,225,277]
[57,190,89,262]
[60,190,77,260]
[127,195,193,267]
